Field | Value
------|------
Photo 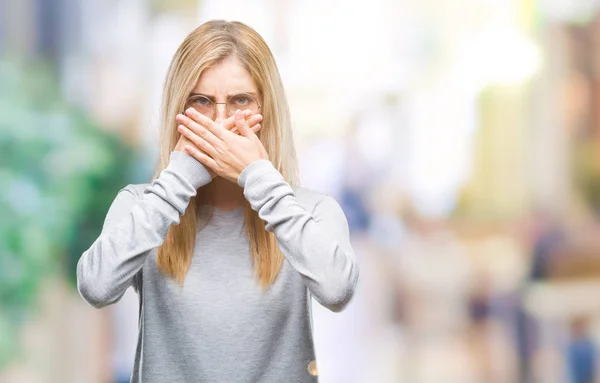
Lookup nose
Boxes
[214,103,228,122]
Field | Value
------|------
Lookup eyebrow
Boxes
[188,92,258,101]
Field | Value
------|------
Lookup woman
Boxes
[77,20,358,383]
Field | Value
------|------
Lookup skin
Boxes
[173,56,270,210]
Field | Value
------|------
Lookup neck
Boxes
[210,177,244,210]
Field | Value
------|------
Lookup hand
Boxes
[175,108,269,183]
[174,110,262,179]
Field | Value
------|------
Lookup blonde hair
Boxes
[154,20,299,287]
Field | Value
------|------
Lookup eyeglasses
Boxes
[185,93,262,120]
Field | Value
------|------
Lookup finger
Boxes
[181,108,215,130]
[231,118,262,135]
[222,114,238,131]
[234,109,253,138]
[223,110,260,131]
[232,123,261,134]
[246,113,263,127]
[184,108,229,140]
[184,144,218,170]
[177,124,219,158]
[177,112,221,148]
[231,127,259,135]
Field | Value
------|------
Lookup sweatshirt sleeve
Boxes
[238,160,359,312]
[76,151,212,308]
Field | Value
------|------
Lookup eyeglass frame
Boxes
[184,92,262,120]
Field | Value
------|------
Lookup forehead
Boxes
[192,56,257,94]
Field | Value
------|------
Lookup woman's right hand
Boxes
[174,111,262,179]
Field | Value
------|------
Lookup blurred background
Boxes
[3,0,600,382]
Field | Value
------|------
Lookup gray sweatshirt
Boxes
[76,151,359,383]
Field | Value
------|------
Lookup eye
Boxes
[230,94,252,106]
[190,96,212,107]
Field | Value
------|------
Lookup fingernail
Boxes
[177,125,184,132]
[186,108,195,115]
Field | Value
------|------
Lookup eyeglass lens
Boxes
[186,93,260,120]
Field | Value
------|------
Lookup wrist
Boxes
[237,159,275,188]
[167,151,213,189]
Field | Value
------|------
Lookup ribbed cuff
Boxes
[237,160,276,188]
[166,151,212,189]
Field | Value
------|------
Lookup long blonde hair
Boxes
[154,20,299,287]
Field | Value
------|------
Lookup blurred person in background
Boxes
[76,20,358,383]
[567,316,596,383]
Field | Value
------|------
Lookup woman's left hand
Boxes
[176,108,270,183]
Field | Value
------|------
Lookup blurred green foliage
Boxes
[0,58,136,367]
